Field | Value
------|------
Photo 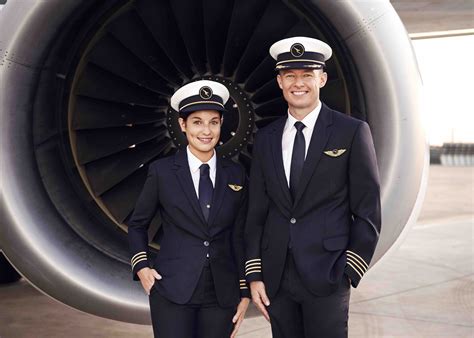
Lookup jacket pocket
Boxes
[323,235,349,251]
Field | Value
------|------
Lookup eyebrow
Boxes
[190,116,220,121]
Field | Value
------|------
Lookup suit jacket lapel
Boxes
[207,157,228,227]
[293,104,333,207]
[271,117,293,208]
[174,150,207,229]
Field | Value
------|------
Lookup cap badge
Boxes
[290,43,305,58]
[199,86,213,99]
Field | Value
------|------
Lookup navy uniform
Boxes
[245,37,381,337]
[128,80,250,338]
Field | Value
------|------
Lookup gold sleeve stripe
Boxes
[245,269,262,276]
[131,257,148,270]
[346,261,363,279]
[245,262,261,269]
[347,257,366,275]
[245,258,262,265]
[346,254,367,273]
[245,268,260,273]
[246,262,261,267]
[240,286,248,289]
[245,267,261,273]
[347,250,369,270]
[239,279,246,282]
[131,251,147,262]
[131,252,146,260]
[131,253,147,265]
[347,251,368,270]
[246,266,262,272]
[131,253,146,263]
[347,256,366,275]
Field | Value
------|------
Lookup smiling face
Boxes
[178,110,222,162]
[277,68,327,118]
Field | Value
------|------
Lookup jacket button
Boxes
[290,218,296,224]
[203,241,210,247]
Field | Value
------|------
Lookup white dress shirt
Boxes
[282,101,322,187]
[187,146,217,198]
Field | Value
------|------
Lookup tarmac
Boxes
[0,165,473,337]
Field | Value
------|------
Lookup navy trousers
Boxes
[267,250,351,338]
[149,261,236,338]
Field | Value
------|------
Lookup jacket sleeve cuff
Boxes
[345,250,369,288]
[131,251,149,281]
[245,258,263,282]
[239,279,251,298]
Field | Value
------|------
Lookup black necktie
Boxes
[199,164,213,222]
[290,121,306,199]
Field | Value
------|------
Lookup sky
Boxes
[412,35,474,146]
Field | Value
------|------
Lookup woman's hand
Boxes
[250,281,270,321]
[137,267,162,295]
[230,297,251,338]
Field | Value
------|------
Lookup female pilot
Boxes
[127,80,250,338]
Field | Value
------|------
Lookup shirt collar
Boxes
[284,101,322,132]
[186,146,217,174]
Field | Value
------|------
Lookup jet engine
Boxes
[0,0,427,323]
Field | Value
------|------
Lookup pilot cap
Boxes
[170,80,229,117]
[269,36,332,71]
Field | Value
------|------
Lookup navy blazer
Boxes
[245,103,381,297]
[127,149,249,307]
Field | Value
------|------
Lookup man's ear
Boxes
[276,74,283,90]
[178,117,186,133]
[319,71,328,88]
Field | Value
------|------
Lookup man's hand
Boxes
[250,281,270,322]
[230,297,250,338]
[137,267,161,295]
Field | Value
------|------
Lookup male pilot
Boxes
[245,37,381,337]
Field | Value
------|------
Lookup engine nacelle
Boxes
[0,0,427,323]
